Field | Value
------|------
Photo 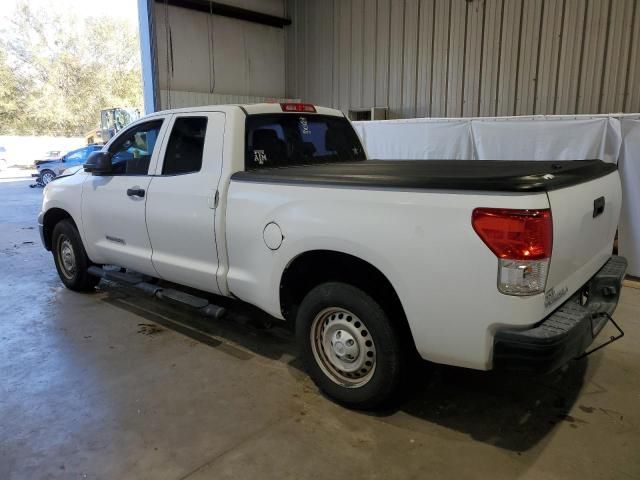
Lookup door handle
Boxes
[126,188,145,198]
[207,190,219,209]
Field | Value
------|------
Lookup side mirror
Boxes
[84,151,112,175]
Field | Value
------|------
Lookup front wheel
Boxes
[297,282,406,409]
[52,219,100,292]
[41,169,56,185]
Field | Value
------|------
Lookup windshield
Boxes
[245,114,365,170]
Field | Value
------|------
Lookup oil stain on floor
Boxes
[137,323,165,336]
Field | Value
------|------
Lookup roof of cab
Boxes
[146,103,345,118]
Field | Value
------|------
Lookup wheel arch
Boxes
[40,168,56,182]
[42,208,77,251]
[279,249,417,352]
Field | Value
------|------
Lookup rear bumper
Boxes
[493,255,627,374]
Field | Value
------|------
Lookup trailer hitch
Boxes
[577,312,624,359]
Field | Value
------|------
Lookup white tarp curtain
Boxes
[352,120,474,160]
[353,115,640,277]
[618,118,640,277]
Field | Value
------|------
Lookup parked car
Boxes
[34,151,63,167]
[36,145,102,185]
[0,146,8,170]
[38,103,627,408]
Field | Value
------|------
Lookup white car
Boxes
[38,103,626,408]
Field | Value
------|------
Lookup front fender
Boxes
[40,172,87,248]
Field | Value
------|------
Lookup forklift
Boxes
[100,107,141,143]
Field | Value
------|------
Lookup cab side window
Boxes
[162,117,208,175]
[65,150,84,164]
[109,120,163,175]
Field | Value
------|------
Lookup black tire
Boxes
[41,169,56,185]
[297,282,405,409]
[51,219,100,292]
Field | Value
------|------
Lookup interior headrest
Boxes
[253,129,279,146]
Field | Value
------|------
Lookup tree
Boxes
[0,1,142,136]
[0,49,24,132]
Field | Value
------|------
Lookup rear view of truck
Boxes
[485,165,626,373]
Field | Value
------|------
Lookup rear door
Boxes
[544,170,621,309]
[81,118,167,276]
[145,112,226,294]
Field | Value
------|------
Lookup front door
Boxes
[81,119,167,277]
[145,112,226,294]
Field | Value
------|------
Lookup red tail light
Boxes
[280,103,316,113]
[472,208,552,260]
[473,208,553,296]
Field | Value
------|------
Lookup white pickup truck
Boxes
[39,103,627,408]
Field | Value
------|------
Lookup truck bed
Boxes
[232,160,616,192]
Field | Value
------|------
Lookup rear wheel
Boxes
[297,282,405,409]
[41,169,56,185]
[52,219,99,292]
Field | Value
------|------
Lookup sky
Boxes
[0,0,139,29]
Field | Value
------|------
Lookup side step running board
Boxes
[88,266,226,320]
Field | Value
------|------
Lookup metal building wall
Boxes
[285,0,640,118]
[152,0,287,110]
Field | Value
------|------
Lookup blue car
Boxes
[36,145,102,185]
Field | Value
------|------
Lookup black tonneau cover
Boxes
[231,160,616,192]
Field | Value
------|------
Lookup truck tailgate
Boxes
[545,170,621,309]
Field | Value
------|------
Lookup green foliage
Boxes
[0,1,142,136]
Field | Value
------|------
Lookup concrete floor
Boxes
[1,178,639,480]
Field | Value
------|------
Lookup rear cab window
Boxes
[245,114,365,170]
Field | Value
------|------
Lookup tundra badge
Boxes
[545,286,568,308]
